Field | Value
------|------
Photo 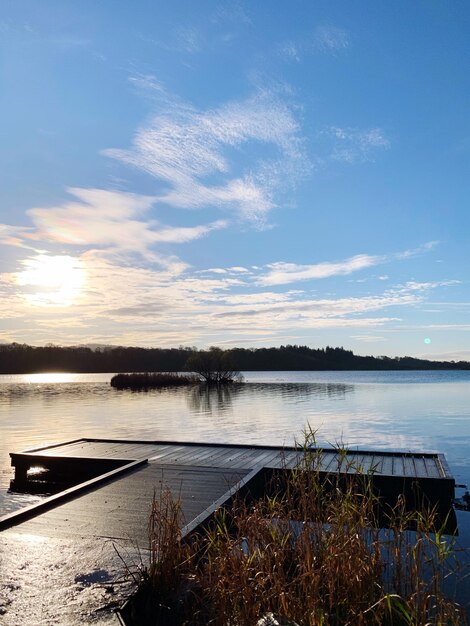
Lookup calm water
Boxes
[1,370,470,612]
[1,370,470,514]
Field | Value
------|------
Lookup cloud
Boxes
[396,240,439,258]
[0,146,455,351]
[211,289,416,321]
[212,2,252,26]
[312,26,349,52]
[421,349,470,362]
[227,266,250,273]
[174,26,202,53]
[139,25,203,54]
[278,42,302,62]
[279,25,349,63]
[105,86,307,225]
[0,224,36,249]
[0,237,457,346]
[21,187,227,258]
[254,242,442,287]
[415,323,470,330]
[139,3,251,56]
[258,254,382,286]
[350,335,386,343]
[198,280,458,338]
[326,126,390,163]
[399,280,460,291]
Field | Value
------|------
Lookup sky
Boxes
[0,0,469,359]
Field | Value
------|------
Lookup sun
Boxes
[16,254,86,307]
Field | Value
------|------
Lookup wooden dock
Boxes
[0,439,456,625]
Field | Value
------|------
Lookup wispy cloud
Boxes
[259,254,381,286]
[396,240,439,258]
[326,126,390,163]
[140,2,251,55]
[22,187,227,260]
[0,236,457,346]
[279,25,349,62]
[173,26,202,53]
[421,349,470,362]
[278,42,302,62]
[139,24,204,54]
[0,224,36,249]
[105,84,308,225]
[212,2,252,26]
[0,147,454,348]
[313,26,349,52]
[256,243,439,287]
[350,335,386,343]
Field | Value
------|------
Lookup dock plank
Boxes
[9,462,249,546]
[424,456,441,478]
[402,455,415,478]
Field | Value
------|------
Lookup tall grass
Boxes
[133,434,466,625]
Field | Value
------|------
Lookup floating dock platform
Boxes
[0,438,456,625]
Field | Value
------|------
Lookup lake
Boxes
[1,370,470,610]
[1,370,469,509]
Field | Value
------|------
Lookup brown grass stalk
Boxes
[135,432,466,625]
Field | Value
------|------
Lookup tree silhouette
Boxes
[185,347,242,384]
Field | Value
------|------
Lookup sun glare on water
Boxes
[16,254,86,306]
[22,372,80,384]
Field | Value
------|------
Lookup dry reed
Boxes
[135,432,466,625]
[110,372,200,389]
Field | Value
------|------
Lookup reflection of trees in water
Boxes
[248,383,355,400]
[0,383,107,403]
[187,384,244,414]
[186,382,354,414]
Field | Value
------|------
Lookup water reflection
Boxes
[21,373,81,384]
[186,382,355,415]
[187,384,241,413]
[0,382,108,402]
[274,382,355,400]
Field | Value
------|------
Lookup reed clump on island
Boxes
[123,434,466,626]
[110,372,201,389]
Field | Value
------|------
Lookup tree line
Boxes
[0,342,468,374]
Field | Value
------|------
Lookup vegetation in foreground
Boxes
[123,436,467,626]
[110,372,200,389]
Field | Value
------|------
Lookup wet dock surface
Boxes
[7,462,249,545]
[8,438,454,485]
[0,438,456,624]
[0,461,248,625]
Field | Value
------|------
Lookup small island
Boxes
[110,347,243,389]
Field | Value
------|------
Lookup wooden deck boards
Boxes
[7,462,249,546]
[0,460,251,626]
[10,438,455,479]
[5,439,456,537]
[4,437,456,543]
[27,440,164,460]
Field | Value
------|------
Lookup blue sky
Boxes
[1,0,469,359]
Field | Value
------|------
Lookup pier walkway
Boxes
[0,439,456,625]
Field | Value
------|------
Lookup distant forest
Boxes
[0,343,469,374]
